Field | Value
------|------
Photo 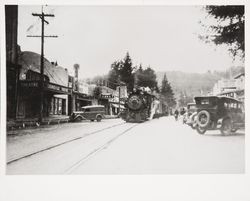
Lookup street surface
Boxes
[7,117,245,174]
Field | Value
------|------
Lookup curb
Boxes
[7,118,70,133]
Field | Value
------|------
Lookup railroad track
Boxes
[63,123,139,174]
[7,122,127,165]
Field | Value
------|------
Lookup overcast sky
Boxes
[18,5,243,78]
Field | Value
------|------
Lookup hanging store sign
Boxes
[46,83,69,93]
[20,81,39,88]
[101,94,113,98]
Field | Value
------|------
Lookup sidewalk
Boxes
[7,115,70,132]
[7,115,119,135]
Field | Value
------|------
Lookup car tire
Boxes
[196,126,206,134]
[197,110,210,128]
[231,128,238,133]
[220,118,232,135]
[96,115,102,122]
[191,123,196,129]
[75,116,82,122]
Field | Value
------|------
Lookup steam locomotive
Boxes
[120,88,160,123]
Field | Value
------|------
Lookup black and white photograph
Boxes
[5,4,245,176]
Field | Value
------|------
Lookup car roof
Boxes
[187,102,196,106]
[194,96,242,103]
[81,105,105,109]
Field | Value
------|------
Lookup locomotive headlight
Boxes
[127,95,143,110]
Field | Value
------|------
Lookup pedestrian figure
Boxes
[180,108,186,115]
[174,109,179,121]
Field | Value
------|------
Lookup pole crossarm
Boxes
[27,35,58,38]
[32,13,55,17]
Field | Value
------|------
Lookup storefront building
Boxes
[17,51,70,120]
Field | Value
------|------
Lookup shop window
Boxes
[58,99,62,115]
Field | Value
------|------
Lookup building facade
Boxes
[212,73,245,102]
[6,5,20,120]
[17,51,70,119]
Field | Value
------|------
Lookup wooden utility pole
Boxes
[27,10,57,123]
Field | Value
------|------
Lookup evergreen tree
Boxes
[119,52,135,92]
[107,61,122,89]
[160,74,176,107]
[200,5,244,58]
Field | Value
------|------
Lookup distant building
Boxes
[213,73,245,102]
[73,80,96,111]
[97,85,127,115]
[69,64,95,111]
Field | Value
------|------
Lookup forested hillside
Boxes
[157,66,244,99]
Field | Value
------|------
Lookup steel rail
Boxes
[63,123,139,174]
[7,122,126,165]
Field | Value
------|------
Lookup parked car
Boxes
[184,103,197,128]
[194,96,244,135]
[70,105,105,122]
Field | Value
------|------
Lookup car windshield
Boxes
[196,97,217,106]
[81,107,104,112]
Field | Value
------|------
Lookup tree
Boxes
[134,65,159,91]
[107,52,135,92]
[200,5,244,58]
[107,61,121,89]
[119,52,135,92]
[93,86,102,98]
[160,74,176,108]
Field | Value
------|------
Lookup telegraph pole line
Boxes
[28,10,58,123]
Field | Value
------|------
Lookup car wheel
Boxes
[75,116,82,122]
[191,123,196,129]
[220,118,232,135]
[196,126,206,134]
[197,110,210,128]
[96,116,102,122]
[231,128,238,133]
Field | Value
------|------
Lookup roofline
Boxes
[234,72,245,79]
[187,102,196,105]
[218,89,244,95]
[194,95,242,103]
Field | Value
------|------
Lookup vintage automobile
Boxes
[194,96,244,135]
[70,105,105,122]
[183,103,197,126]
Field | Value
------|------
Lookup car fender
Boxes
[222,116,232,124]
[74,115,86,120]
